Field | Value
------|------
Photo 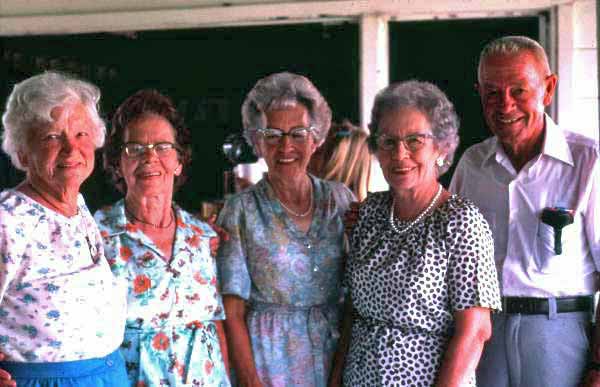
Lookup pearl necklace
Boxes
[389,184,442,235]
[277,182,313,218]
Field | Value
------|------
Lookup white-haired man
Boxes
[450,35,599,387]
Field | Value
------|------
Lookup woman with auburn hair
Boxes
[94,89,230,386]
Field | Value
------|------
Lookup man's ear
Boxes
[543,74,558,106]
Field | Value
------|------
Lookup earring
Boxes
[436,157,445,167]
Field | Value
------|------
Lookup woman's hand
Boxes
[343,202,361,236]
[581,370,600,387]
[435,307,492,387]
[223,295,264,387]
[328,297,354,387]
[0,353,16,387]
[206,214,230,243]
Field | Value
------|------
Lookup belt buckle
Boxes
[504,297,537,314]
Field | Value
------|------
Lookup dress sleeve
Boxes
[93,209,127,276]
[445,201,501,313]
[0,218,19,304]
[216,194,252,300]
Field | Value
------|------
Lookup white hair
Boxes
[1,71,105,171]
[478,35,551,82]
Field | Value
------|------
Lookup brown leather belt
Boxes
[501,296,593,315]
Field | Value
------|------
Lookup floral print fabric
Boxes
[0,189,126,362]
[95,200,229,387]
[217,176,354,387]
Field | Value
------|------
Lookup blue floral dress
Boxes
[217,176,354,387]
[95,200,230,387]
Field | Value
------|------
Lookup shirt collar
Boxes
[481,114,574,168]
[541,114,574,166]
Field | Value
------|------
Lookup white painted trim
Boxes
[557,3,575,126]
[0,0,567,36]
[359,14,389,130]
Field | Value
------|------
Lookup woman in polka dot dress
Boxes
[330,81,501,387]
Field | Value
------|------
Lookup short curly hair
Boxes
[103,89,192,193]
[241,72,332,155]
[2,71,105,171]
[368,80,460,175]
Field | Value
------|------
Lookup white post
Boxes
[556,3,575,127]
[359,14,390,193]
[359,14,390,130]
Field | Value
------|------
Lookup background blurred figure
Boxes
[95,89,230,386]
[0,71,128,386]
[218,72,354,387]
[308,120,371,201]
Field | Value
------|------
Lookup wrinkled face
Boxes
[375,107,442,194]
[20,100,96,194]
[478,51,557,147]
[119,114,182,198]
[257,104,318,180]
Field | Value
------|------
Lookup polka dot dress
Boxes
[344,192,501,387]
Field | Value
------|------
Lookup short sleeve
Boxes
[329,181,356,215]
[216,194,252,300]
[93,209,127,276]
[446,202,501,313]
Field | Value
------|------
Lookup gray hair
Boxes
[1,71,105,171]
[369,80,460,175]
[478,35,551,82]
[241,72,332,155]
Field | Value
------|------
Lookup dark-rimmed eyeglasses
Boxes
[257,127,314,145]
[375,133,434,152]
[122,142,177,158]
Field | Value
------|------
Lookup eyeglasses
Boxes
[257,127,314,145]
[375,133,435,152]
[122,142,177,158]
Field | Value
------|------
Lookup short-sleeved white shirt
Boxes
[0,189,127,362]
[450,115,600,297]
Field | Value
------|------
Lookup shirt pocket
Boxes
[534,215,581,274]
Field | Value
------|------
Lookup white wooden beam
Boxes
[359,13,389,129]
[556,3,575,126]
[0,0,566,36]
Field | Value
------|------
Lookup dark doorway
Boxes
[389,16,541,186]
[0,23,359,212]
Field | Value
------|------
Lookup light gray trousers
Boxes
[476,300,592,387]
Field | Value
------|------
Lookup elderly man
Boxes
[450,35,599,387]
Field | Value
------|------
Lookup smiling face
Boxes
[119,113,182,199]
[20,100,97,197]
[375,106,442,194]
[257,104,318,181]
[478,51,557,148]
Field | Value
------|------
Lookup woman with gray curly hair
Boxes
[217,72,355,387]
[0,71,127,386]
[330,80,501,386]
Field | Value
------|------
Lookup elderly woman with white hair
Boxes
[330,81,501,386]
[0,72,127,386]
[217,72,354,387]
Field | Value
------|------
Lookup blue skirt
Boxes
[0,349,128,387]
